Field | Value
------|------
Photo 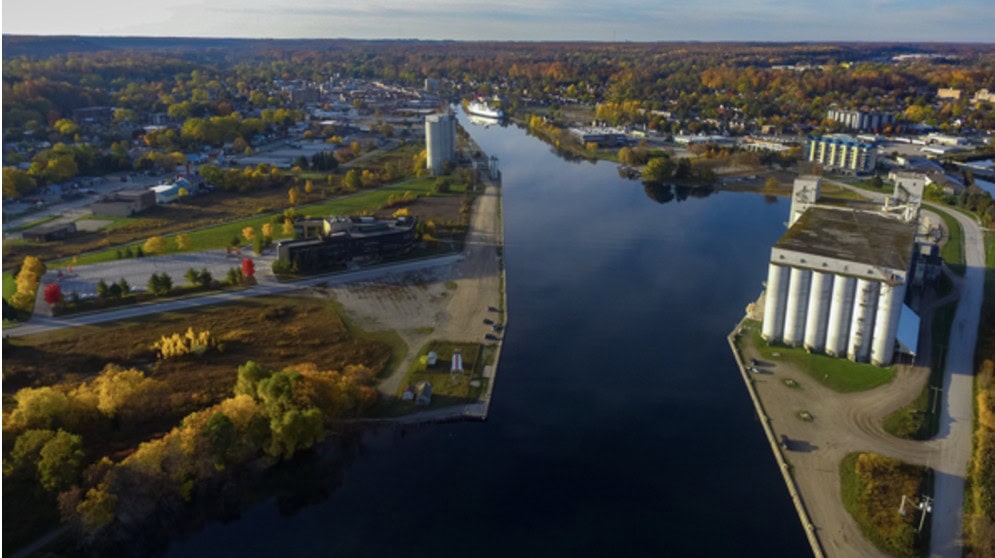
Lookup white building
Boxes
[789,176,822,226]
[806,135,877,174]
[425,113,456,176]
[762,207,917,366]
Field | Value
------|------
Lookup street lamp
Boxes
[898,494,933,533]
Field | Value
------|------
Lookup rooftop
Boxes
[775,207,916,272]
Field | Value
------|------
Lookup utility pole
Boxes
[930,385,942,415]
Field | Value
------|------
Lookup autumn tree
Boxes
[11,256,46,312]
[3,167,38,198]
[143,236,166,255]
[241,258,255,279]
[8,387,70,430]
[288,185,300,206]
[282,218,295,236]
[343,169,362,191]
[44,283,63,306]
[175,234,191,251]
[304,179,314,194]
[242,226,256,243]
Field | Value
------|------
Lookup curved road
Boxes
[826,178,985,558]
[5,254,461,338]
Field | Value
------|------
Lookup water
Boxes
[167,116,810,557]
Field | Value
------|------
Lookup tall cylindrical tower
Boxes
[783,267,812,347]
[825,275,856,357]
[762,263,790,342]
[804,271,834,352]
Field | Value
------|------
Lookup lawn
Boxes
[840,452,930,558]
[743,322,895,392]
[933,207,965,276]
[54,177,439,268]
[2,271,15,301]
[886,299,960,439]
[368,341,487,416]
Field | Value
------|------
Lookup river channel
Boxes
[167,112,811,557]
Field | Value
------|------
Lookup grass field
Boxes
[840,452,930,558]
[369,340,487,416]
[884,296,959,439]
[743,323,895,392]
[933,207,966,276]
[53,177,438,268]
[2,271,15,301]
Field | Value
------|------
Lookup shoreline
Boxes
[727,310,826,558]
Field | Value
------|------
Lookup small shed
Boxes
[22,222,77,242]
[416,382,433,406]
[401,384,416,401]
[427,351,438,367]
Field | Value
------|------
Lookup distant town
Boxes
[2,37,994,558]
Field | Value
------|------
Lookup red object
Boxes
[44,283,63,305]
[241,257,255,278]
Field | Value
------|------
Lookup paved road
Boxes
[6,254,461,338]
[928,205,985,558]
[825,178,985,558]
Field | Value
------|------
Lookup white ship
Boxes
[466,99,504,120]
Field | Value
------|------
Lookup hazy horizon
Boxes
[4,0,995,43]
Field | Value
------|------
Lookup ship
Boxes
[466,99,504,120]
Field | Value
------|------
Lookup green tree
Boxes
[3,429,56,478]
[37,430,85,492]
[642,157,675,184]
[205,413,236,468]
[268,407,324,460]
[96,279,110,299]
[234,361,272,398]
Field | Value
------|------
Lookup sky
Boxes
[3,0,995,42]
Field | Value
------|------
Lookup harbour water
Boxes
[167,112,811,557]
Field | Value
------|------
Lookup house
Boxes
[22,221,77,242]
[150,178,190,204]
[90,189,156,217]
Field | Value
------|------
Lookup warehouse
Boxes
[761,207,917,366]
[276,216,418,273]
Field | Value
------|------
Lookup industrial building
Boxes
[425,113,456,176]
[826,108,895,132]
[762,178,920,366]
[90,189,156,217]
[806,135,877,174]
[276,216,418,273]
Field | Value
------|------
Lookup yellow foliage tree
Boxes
[71,365,165,418]
[153,327,220,359]
[261,223,273,239]
[392,207,410,218]
[288,186,300,206]
[304,179,314,194]
[175,234,191,251]
[242,226,256,242]
[143,236,166,255]
[282,218,295,236]
[11,256,46,312]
